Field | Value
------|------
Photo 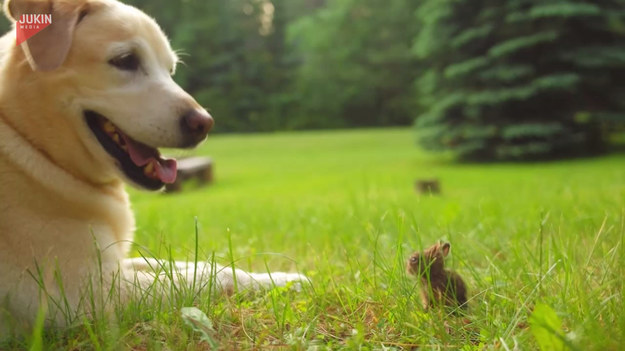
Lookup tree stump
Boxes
[165,157,213,192]
[415,179,441,195]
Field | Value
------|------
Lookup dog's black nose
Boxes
[181,109,213,146]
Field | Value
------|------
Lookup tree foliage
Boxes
[126,0,306,132]
[0,0,623,161]
[287,0,419,129]
[414,0,625,160]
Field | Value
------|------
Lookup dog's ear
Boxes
[3,0,45,22]
[4,0,88,71]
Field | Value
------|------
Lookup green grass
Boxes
[5,127,625,349]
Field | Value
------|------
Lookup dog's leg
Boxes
[122,257,309,295]
[213,268,310,293]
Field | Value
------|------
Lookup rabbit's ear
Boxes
[440,242,451,257]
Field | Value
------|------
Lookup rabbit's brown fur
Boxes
[407,242,467,310]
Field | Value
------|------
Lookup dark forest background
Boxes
[2,0,625,160]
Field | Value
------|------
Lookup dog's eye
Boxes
[109,53,140,71]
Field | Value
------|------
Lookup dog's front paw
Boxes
[273,272,310,292]
[250,272,311,291]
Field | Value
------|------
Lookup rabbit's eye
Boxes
[410,256,418,263]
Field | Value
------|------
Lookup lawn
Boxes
[10,128,625,349]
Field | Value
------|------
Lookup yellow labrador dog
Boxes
[0,0,306,336]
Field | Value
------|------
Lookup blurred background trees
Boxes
[288,0,419,129]
[1,0,624,160]
[125,0,419,132]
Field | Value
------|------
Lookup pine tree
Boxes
[414,0,625,160]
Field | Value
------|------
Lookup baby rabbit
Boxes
[406,241,468,311]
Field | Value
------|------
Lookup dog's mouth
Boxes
[84,111,177,190]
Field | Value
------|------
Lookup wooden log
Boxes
[165,157,213,192]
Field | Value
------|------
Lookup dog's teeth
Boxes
[103,121,116,134]
[144,162,154,175]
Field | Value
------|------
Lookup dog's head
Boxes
[2,0,213,190]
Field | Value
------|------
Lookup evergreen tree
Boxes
[414,0,625,160]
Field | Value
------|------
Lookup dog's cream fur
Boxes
[0,0,306,336]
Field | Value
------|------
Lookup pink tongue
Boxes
[121,134,178,184]
[154,158,177,184]
[123,134,155,167]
